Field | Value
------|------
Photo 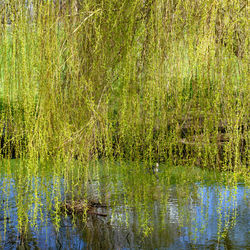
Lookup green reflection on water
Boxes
[0,159,248,247]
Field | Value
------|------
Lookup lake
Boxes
[0,160,249,249]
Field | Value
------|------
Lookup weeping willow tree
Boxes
[0,0,249,246]
[0,0,248,169]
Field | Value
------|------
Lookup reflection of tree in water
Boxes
[62,167,246,248]
[56,185,244,249]
[55,212,180,249]
[0,207,40,249]
[0,161,248,249]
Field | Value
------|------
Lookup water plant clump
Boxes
[0,0,249,248]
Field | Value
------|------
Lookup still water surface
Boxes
[0,161,249,249]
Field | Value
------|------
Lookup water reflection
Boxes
[0,161,249,249]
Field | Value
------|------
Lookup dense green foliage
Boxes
[0,0,249,168]
[0,1,249,245]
